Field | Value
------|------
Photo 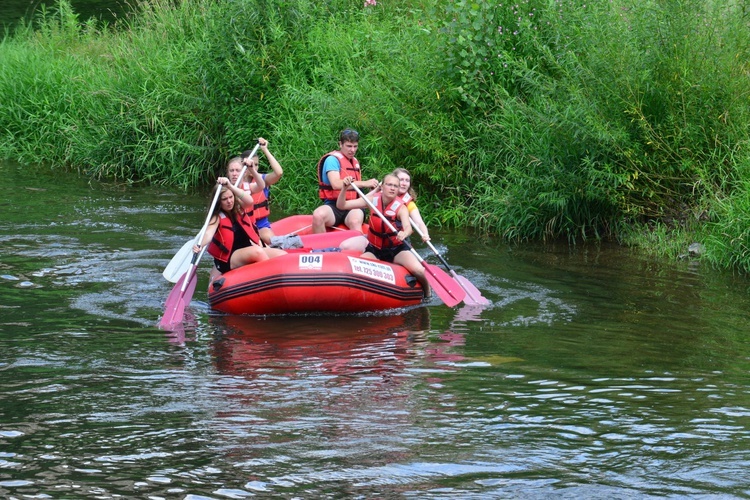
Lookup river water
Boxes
[1,159,749,498]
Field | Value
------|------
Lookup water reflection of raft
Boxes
[208,249,424,315]
[211,308,431,375]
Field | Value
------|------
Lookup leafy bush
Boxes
[2,0,750,270]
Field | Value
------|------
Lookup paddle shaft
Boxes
[233,142,260,190]
[161,143,258,327]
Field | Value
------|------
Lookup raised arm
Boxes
[409,206,430,242]
[246,163,266,194]
[258,137,283,186]
[193,215,220,253]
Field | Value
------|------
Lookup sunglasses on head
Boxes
[340,129,360,142]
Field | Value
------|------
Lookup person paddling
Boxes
[312,128,379,233]
[337,174,431,300]
[239,137,284,245]
[392,167,429,242]
[193,178,286,274]
[340,167,429,252]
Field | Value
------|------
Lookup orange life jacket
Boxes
[242,180,271,220]
[207,211,260,263]
[317,151,362,201]
[366,195,405,249]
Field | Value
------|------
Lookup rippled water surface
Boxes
[1,161,749,498]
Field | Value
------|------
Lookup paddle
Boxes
[350,184,466,307]
[162,143,261,283]
[409,217,490,305]
[159,152,255,328]
[159,186,222,329]
[159,258,199,329]
[162,239,195,283]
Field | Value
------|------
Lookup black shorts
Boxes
[214,258,231,274]
[324,200,361,227]
[364,243,409,263]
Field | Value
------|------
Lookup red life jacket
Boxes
[366,195,405,249]
[242,180,271,220]
[317,151,361,201]
[207,211,260,263]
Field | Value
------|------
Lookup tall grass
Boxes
[438,0,750,243]
[1,0,750,270]
[0,0,228,188]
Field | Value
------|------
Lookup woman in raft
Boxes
[336,174,431,299]
[193,177,286,274]
[339,167,430,251]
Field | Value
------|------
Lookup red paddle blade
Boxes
[158,271,198,329]
[454,274,490,305]
[160,299,186,330]
[162,272,188,314]
[423,263,466,307]
[182,270,198,303]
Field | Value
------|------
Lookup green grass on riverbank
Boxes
[1,0,749,272]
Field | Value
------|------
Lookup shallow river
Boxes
[1,160,749,498]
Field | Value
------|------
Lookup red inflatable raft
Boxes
[271,214,368,239]
[208,249,424,315]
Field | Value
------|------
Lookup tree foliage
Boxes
[1,0,749,269]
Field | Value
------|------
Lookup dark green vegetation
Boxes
[1,0,749,271]
[0,0,131,30]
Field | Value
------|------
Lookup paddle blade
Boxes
[160,298,187,330]
[182,269,198,305]
[423,263,466,308]
[158,270,198,329]
[163,239,195,283]
[453,273,490,306]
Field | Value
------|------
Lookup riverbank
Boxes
[1,0,748,272]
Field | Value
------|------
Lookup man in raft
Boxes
[311,128,379,233]
[336,174,432,300]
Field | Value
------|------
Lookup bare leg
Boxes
[344,208,365,232]
[339,235,368,252]
[312,205,335,234]
[230,246,272,269]
[262,247,287,259]
[394,251,431,298]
